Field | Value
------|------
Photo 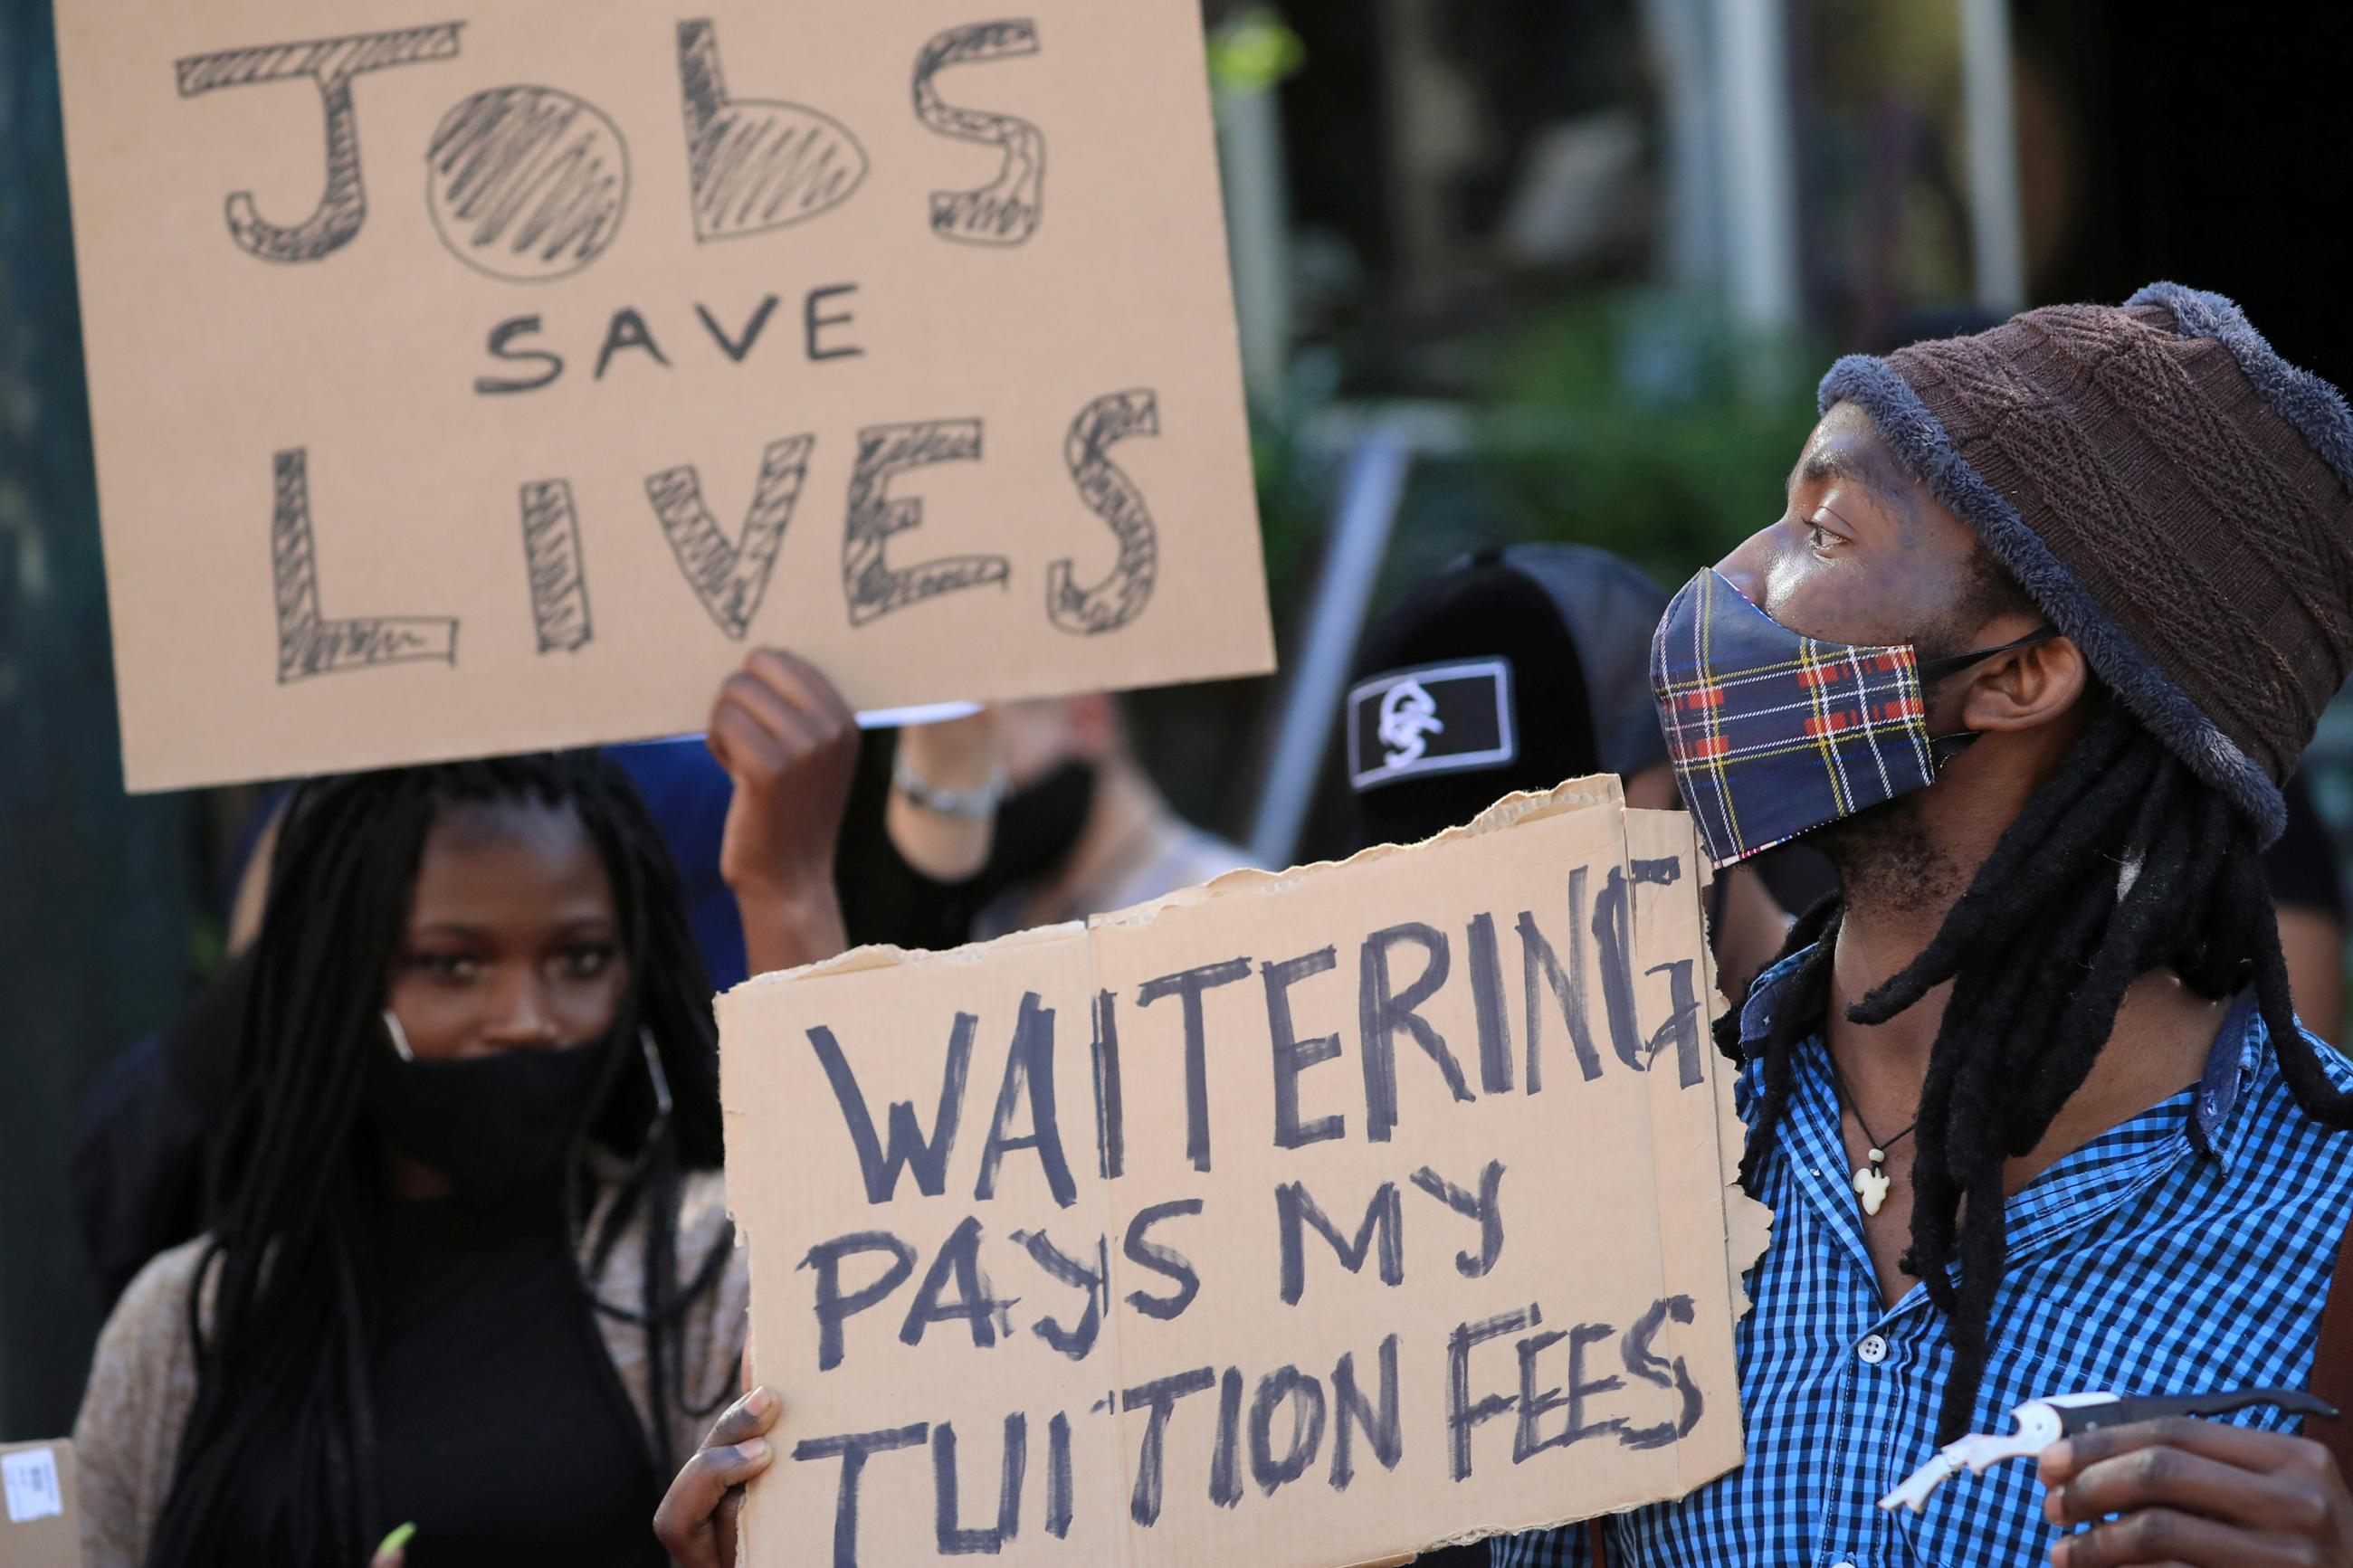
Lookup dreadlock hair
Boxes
[146,753,734,1568]
[1718,686,2353,1446]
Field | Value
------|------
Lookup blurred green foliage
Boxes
[1472,290,1822,585]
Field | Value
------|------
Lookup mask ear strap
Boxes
[382,1011,415,1062]
[640,1029,674,1145]
[1920,627,2060,763]
[1915,626,2058,685]
[1928,730,1984,767]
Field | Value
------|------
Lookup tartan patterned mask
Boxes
[1651,569,2049,868]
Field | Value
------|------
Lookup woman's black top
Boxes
[368,1180,666,1568]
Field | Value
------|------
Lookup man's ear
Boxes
[1957,635,2087,733]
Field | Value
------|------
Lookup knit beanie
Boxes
[1819,283,2353,843]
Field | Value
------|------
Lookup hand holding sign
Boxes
[707,648,859,974]
[654,1388,785,1568]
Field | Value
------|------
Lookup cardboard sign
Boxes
[54,0,1272,792]
[719,783,1770,1567]
[0,1442,80,1568]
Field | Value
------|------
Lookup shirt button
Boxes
[1856,1334,1890,1365]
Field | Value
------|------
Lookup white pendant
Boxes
[1853,1163,1891,1215]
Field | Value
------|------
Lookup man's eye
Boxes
[1808,521,1841,551]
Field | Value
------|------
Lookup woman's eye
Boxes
[560,944,617,979]
[1808,521,1840,551]
[415,953,482,982]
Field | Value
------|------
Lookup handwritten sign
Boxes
[54,0,1272,791]
[719,784,1769,1566]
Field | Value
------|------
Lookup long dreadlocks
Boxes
[1719,686,2353,1445]
[147,753,734,1568]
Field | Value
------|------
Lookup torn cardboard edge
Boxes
[720,777,1774,1563]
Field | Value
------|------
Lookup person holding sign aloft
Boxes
[70,651,862,1568]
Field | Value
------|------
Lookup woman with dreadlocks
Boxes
[71,650,859,1568]
[1499,287,2353,1567]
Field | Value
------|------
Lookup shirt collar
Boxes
[1737,944,2266,1171]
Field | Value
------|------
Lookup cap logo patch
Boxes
[1348,658,1516,791]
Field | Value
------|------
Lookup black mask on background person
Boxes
[979,759,1098,887]
[364,1024,613,1207]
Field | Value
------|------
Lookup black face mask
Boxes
[364,1026,614,1208]
[980,759,1097,887]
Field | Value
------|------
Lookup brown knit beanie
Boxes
[1819,283,2353,843]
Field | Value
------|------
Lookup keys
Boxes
[1877,1388,2339,1515]
[1879,1401,2068,1515]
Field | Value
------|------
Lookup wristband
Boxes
[892,749,1007,820]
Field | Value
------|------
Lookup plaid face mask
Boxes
[1651,569,2050,868]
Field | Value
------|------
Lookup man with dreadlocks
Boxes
[70,650,861,1568]
[1496,286,2353,1567]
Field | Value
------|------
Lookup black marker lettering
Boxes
[1209,1366,1244,1508]
[518,480,592,654]
[176,24,462,262]
[1275,1181,1402,1307]
[1594,869,1643,1071]
[1121,1367,1216,1526]
[1089,989,1123,1180]
[933,1414,1024,1554]
[1519,873,1603,1089]
[1643,959,1706,1088]
[1358,923,1471,1142]
[843,420,1007,627]
[1250,1365,1326,1496]
[1466,911,1513,1094]
[676,18,868,241]
[270,449,458,682]
[976,992,1076,1207]
[806,282,864,360]
[793,1423,928,1568]
[805,1015,975,1204]
[1045,1412,1073,1538]
[899,1214,1012,1353]
[696,295,778,362]
[1263,946,1342,1149]
[1135,956,1252,1172]
[645,434,814,640]
[1122,1198,1203,1320]
[1515,1324,1631,1462]
[800,1231,918,1373]
[592,307,669,379]
[1628,856,1705,1086]
[426,86,628,281]
[912,21,1045,245]
[1008,1228,1106,1360]
[1621,1295,1705,1449]
[1409,1160,1506,1278]
[1330,1334,1402,1490]
[1049,389,1159,635]
[1448,1304,1538,1481]
[476,315,566,395]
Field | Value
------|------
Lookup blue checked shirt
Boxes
[1495,953,2353,1568]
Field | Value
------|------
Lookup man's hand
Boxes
[653,1386,781,1568]
[707,650,857,974]
[2041,1417,2353,1565]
